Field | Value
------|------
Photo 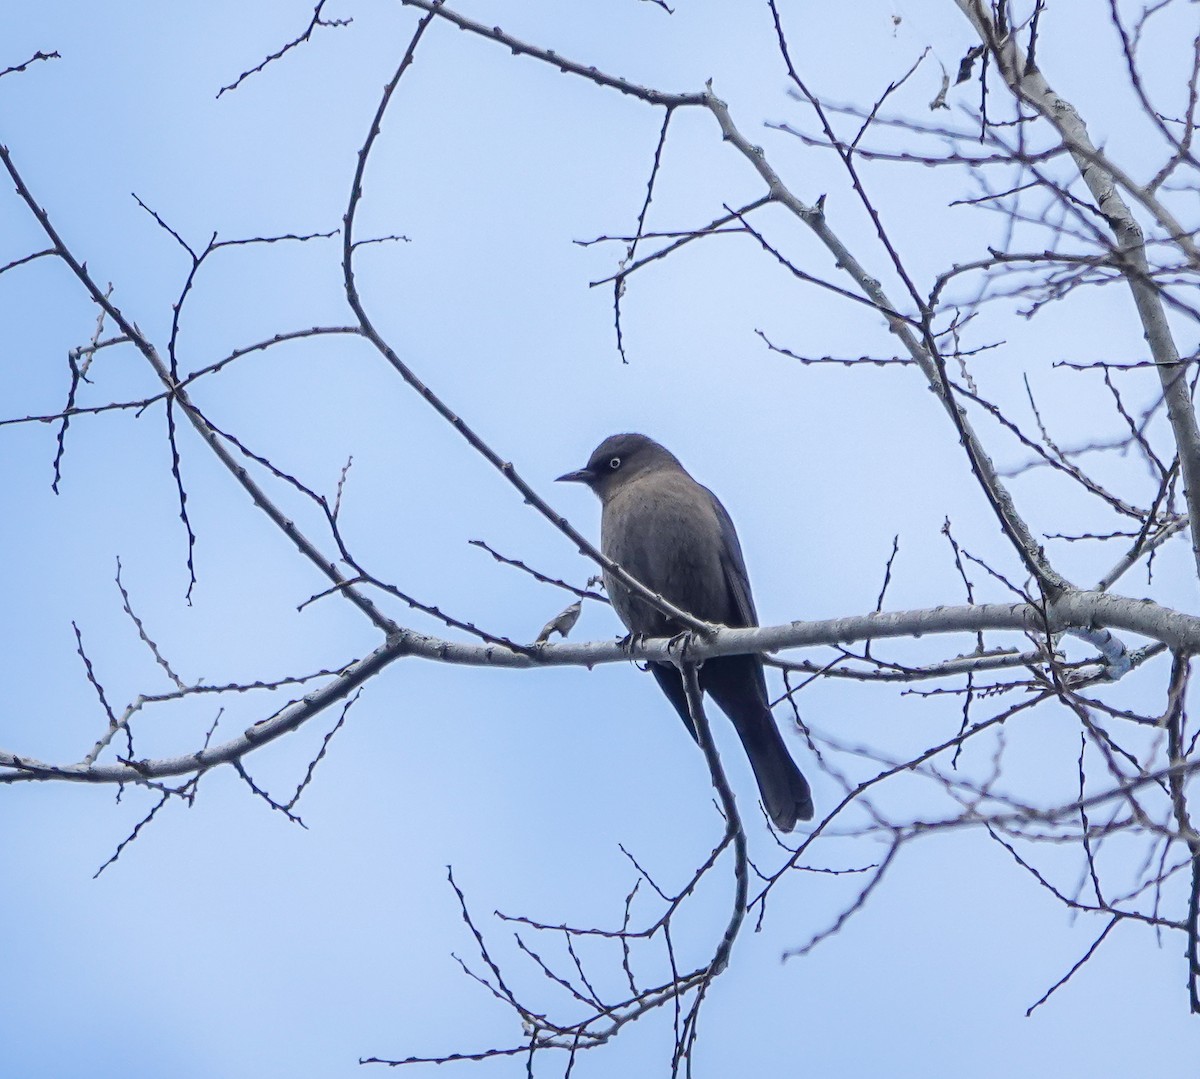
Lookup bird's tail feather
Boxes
[703,656,814,832]
[739,725,814,832]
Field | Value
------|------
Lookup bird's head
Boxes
[556,432,680,500]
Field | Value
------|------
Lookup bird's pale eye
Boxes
[609,457,621,470]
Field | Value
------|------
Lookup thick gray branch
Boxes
[3,590,1194,786]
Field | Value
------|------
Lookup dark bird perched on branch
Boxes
[557,433,813,831]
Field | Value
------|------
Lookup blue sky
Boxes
[3,1,1200,1076]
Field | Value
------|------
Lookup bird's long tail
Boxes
[702,655,814,832]
[653,657,814,831]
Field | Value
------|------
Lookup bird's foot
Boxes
[666,629,695,661]
[618,631,652,671]
[617,631,646,655]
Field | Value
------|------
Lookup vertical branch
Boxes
[668,659,751,1075]
[614,107,673,363]
[1163,652,1200,1012]
[679,661,747,977]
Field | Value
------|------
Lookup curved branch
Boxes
[955,0,1200,583]
[340,10,712,634]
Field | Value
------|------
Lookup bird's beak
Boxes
[555,467,593,484]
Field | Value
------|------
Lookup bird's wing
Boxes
[705,486,759,628]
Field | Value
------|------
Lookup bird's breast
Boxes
[600,475,730,632]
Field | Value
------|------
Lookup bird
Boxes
[557,433,813,831]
